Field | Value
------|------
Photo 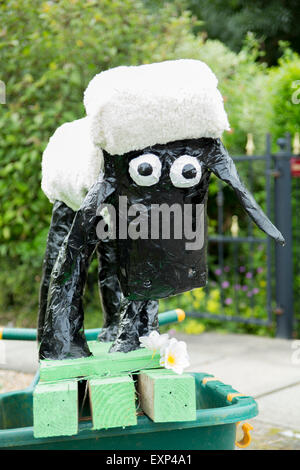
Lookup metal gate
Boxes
[187,134,298,339]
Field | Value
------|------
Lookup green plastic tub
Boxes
[0,371,257,450]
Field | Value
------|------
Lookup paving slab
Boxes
[255,384,300,430]
[178,332,300,395]
[176,332,300,432]
[188,355,300,398]
[0,340,38,373]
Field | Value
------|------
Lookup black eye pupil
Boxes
[138,162,153,176]
[182,164,197,179]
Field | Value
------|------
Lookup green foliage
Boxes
[195,34,271,154]
[185,0,300,65]
[0,0,200,256]
[0,0,202,325]
[267,46,300,143]
[160,238,275,337]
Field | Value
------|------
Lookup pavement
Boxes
[1,331,300,450]
[180,331,300,450]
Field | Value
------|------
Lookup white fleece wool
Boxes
[42,60,229,209]
[41,117,103,211]
[84,59,230,156]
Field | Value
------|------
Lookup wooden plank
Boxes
[33,379,78,438]
[89,375,137,430]
[137,369,196,423]
[40,341,160,382]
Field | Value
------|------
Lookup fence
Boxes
[187,134,298,339]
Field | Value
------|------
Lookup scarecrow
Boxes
[38,116,122,348]
[38,60,284,360]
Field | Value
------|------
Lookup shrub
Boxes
[267,45,300,145]
[0,0,204,325]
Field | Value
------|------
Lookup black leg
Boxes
[39,175,112,360]
[109,299,159,353]
[109,298,142,353]
[96,239,122,342]
[37,200,75,343]
[138,300,159,337]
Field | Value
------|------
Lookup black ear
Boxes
[204,139,285,245]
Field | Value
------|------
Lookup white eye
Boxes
[170,155,202,188]
[129,153,161,186]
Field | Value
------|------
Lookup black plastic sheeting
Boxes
[109,298,159,353]
[38,203,124,347]
[96,239,122,342]
[38,200,75,343]
[39,137,285,359]
[206,139,284,245]
[108,144,211,301]
[39,174,111,359]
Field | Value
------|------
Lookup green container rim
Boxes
[0,371,258,449]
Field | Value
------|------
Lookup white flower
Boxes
[139,331,169,352]
[159,338,190,375]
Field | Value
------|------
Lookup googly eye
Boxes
[129,153,161,186]
[170,155,202,188]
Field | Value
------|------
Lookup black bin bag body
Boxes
[103,139,211,301]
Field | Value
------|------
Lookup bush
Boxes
[175,33,272,154]
[267,45,300,144]
[0,0,204,326]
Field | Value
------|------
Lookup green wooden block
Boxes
[137,369,196,423]
[33,379,78,438]
[89,375,137,430]
[88,341,112,355]
[40,341,160,382]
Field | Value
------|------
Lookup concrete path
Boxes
[1,331,300,449]
[0,339,38,374]
[179,331,300,450]
[179,332,300,431]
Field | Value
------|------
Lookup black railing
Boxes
[273,136,294,338]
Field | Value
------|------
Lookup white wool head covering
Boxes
[84,59,230,155]
[41,116,103,211]
[42,59,229,210]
